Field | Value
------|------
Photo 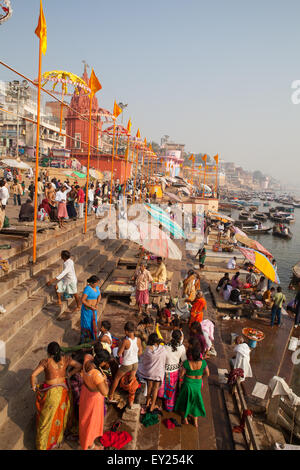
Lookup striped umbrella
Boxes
[144,204,186,239]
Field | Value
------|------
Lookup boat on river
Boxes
[272,225,293,240]
[239,210,250,220]
[243,227,272,235]
[254,212,268,221]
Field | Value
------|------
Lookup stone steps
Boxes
[0,239,126,450]
[0,218,100,300]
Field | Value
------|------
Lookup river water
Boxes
[230,202,300,300]
[230,201,300,394]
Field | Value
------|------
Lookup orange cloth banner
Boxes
[35,0,47,55]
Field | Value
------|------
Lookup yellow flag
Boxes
[127,119,132,133]
[113,101,122,118]
[214,154,219,164]
[89,69,102,96]
[136,128,141,138]
[202,154,207,162]
[35,0,47,55]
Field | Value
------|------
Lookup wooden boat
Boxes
[272,226,293,239]
[292,261,300,280]
[239,210,250,220]
[254,212,268,221]
[248,206,257,212]
[243,227,272,235]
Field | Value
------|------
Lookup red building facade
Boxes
[65,66,132,183]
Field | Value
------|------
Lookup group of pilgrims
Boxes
[30,253,216,450]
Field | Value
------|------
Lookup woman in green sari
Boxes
[175,345,209,427]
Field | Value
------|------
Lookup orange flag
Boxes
[136,128,141,138]
[188,154,194,161]
[214,154,219,164]
[144,138,147,146]
[148,143,152,151]
[89,69,102,96]
[202,154,207,162]
[113,101,122,118]
[127,119,132,134]
[35,0,47,55]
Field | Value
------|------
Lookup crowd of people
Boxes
[29,247,219,450]
[0,166,167,230]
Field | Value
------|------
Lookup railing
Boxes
[232,379,260,450]
[267,394,300,441]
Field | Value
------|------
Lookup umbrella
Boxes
[199,183,212,194]
[232,226,248,237]
[164,191,182,203]
[180,187,190,196]
[235,233,273,259]
[144,203,185,239]
[209,211,234,223]
[118,220,182,260]
[237,247,280,284]
[0,159,31,170]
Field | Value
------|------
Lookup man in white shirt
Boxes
[227,256,237,270]
[0,180,9,208]
[88,184,94,215]
[47,250,80,311]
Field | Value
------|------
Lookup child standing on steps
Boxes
[108,321,142,401]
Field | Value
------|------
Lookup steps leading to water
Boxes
[0,214,130,450]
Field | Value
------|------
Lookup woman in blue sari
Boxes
[80,275,101,343]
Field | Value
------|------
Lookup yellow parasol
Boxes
[41,70,91,134]
[237,247,280,283]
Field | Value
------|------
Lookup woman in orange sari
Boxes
[79,349,110,450]
[31,342,82,450]
[189,291,207,327]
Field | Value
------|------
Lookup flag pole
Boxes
[140,144,146,202]
[59,88,64,136]
[32,38,43,264]
[123,133,130,202]
[109,118,116,213]
[133,141,138,202]
[84,94,93,233]
[202,161,207,198]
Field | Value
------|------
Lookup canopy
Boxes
[235,233,273,259]
[144,203,185,239]
[232,226,248,237]
[199,183,212,194]
[118,220,182,260]
[237,247,280,284]
[209,211,234,223]
[164,191,182,202]
[0,159,31,170]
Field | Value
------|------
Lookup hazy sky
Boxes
[1,0,300,185]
